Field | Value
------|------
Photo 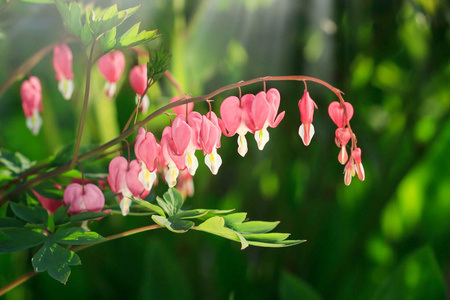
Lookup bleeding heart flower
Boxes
[200,113,222,175]
[160,126,186,187]
[351,147,365,181]
[20,76,43,135]
[171,96,193,116]
[335,127,352,164]
[328,101,354,128]
[63,183,105,215]
[251,88,285,150]
[129,64,150,113]
[135,127,160,191]
[176,169,194,199]
[343,158,356,186]
[31,189,63,215]
[219,94,255,157]
[298,89,318,146]
[98,51,125,98]
[53,44,74,100]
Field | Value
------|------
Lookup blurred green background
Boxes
[1,0,450,299]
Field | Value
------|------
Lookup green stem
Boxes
[70,40,96,169]
[0,75,346,206]
[0,224,162,296]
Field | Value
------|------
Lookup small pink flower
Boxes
[31,189,63,215]
[219,94,255,157]
[160,126,186,187]
[129,64,149,113]
[343,159,356,186]
[171,96,193,116]
[20,76,43,135]
[98,51,125,98]
[335,127,352,165]
[200,113,222,175]
[328,101,354,128]
[251,88,285,150]
[298,89,318,146]
[170,115,192,156]
[351,147,365,181]
[63,183,105,215]
[135,127,160,191]
[53,44,74,100]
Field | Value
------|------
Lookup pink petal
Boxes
[328,101,354,128]
[98,51,125,83]
[171,96,194,116]
[129,65,148,96]
[219,96,242,136]
[171,115,192,155]
[53,44,73,81]
[252,92,270,130]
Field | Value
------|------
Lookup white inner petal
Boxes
[204,147,222,175]
[165,165,179,187]
[237,134,248,157]
[138,162,157,191]
[58,77,74,100]
[26,110,42,136]
[254,128,270,150]
[136,94,150,114]
[120,197,132,216]
[185,151,199,176]
[105,81,117,99]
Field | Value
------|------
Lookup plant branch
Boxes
[70,41,96,168]
[0,224,162,296]
[0,75,345,205]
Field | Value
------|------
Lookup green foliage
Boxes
[51,227,105,245]
[68,211,110,223]
[147,46,172,84]
[156,188,183,217]
[372,246,446,300]
[0,149,35,175]
[9,202,47,225]
[0,227,47,253]
[115,22,158,50]
[0,217,25,228]
[279,271,322,300]
[32,241,81,284]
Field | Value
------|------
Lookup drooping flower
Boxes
[63,183,105,215]
[31,189,63,215]
[20,76,43,135]
[343,158,356,186]
[176,169,194,199]
[334,127,352,165]
[219,94,255,157]
[328,101,354,128]
[53,44,74,100]
[200,112,222,175]
[129,64,149,113]
[134,128,160,191]
[351,147,365,181]
[251,88,285,150]
[107,156,149,216]
[171,96,193,116]
[98,51,125,99]
[298,89,318,146]
[160,127,186,187]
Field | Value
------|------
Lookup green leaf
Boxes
[231,221,280,234]
[67,2,82,36]
[81,22,94,46]
[53,205,70,226]
[116,22,158,49]
[0,228,46,253]
[51,227,105,245]
[242,233,291,243]
[100,27,116,52]
[156,188,183,217]
[173,209,210,220]
[223,212,247,225]
[372,246,446,300]
[107,203,157,216]
[10,202,47,224]
[195,216,249,249]
[88,4,140,36]
[32,241,81,284]
[55,0,71,28]
[69,211,110,223]
[279,270,322,300]
[0,217,25,229]
[147,46,172,83]
[131,197,165,216]
[152,215,194,233]
[0,150,35,174]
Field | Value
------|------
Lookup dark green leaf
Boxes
[32,241,81,284]
[51,227,105,245]
[53,204,70,226]
[174,209,210,220]
[152,215,194,233]
[100,27,116,52]
[0,150,35,174]
[131,197,165,216]
[279,270,322,300]
[69,211,110,223]
[0,217,25,229]
[116,22,158,49]
[372,246,446,300]
[242,233,291,243]
[67,2,82,36]
[147,46,172,83]
[0,228,46,253]
[10,202,47,224]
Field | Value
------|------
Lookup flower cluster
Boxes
[297,86,365,185]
